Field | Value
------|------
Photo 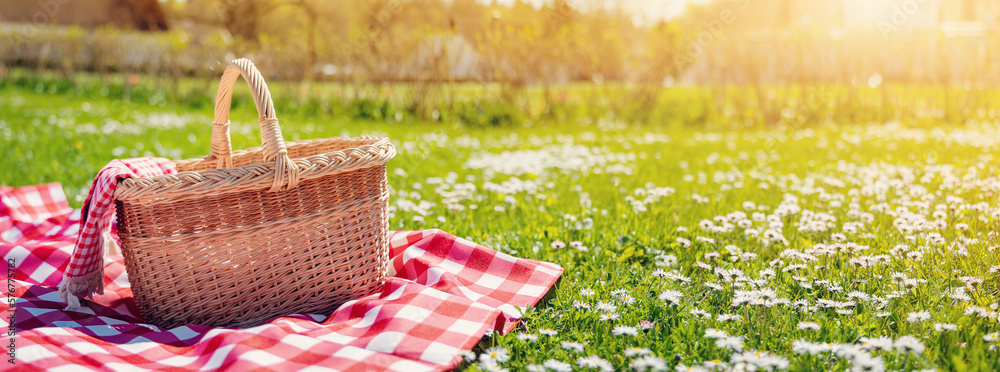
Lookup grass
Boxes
[3,77,1000,371]
[10,67,1000,132]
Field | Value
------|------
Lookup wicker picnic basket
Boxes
[112,58,396,329]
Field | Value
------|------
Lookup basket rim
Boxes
[114,135,395,201]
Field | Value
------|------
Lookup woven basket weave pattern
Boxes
[113,59,394,329]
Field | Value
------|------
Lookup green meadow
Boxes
[3,73,1000,371]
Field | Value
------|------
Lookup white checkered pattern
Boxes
[1,183,563,370]
[61,158,176,304]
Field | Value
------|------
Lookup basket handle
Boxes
[209,58,299,192]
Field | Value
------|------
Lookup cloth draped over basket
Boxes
[58,158,177,308]
[2,182,564,370]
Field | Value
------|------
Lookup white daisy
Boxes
[625,347,651,357]
[613,325,639,336]
[543,359,573,372]
[561,341,585,353]
[517,333,539,342]
[479,346,510,364]
[797,321,821,331]
[577,355,614,372]
[630,355,668,371]
[893,335,926,354]
[906,311,931,323]
[715,336,744,352]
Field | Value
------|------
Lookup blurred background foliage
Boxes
[4,0,1000,128]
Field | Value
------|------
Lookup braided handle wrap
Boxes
[210,58,299,192]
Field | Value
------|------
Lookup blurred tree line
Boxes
[150,0,689,85]
[6,0,1000,127]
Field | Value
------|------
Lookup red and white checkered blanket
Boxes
[1,182,562,371]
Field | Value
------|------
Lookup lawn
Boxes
[3,79,1000,371]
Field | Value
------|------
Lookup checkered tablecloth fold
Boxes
[1,182,563,371]
[59,158,177,308]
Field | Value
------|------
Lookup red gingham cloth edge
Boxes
[2,182,564,371]
[57,158,176,308]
